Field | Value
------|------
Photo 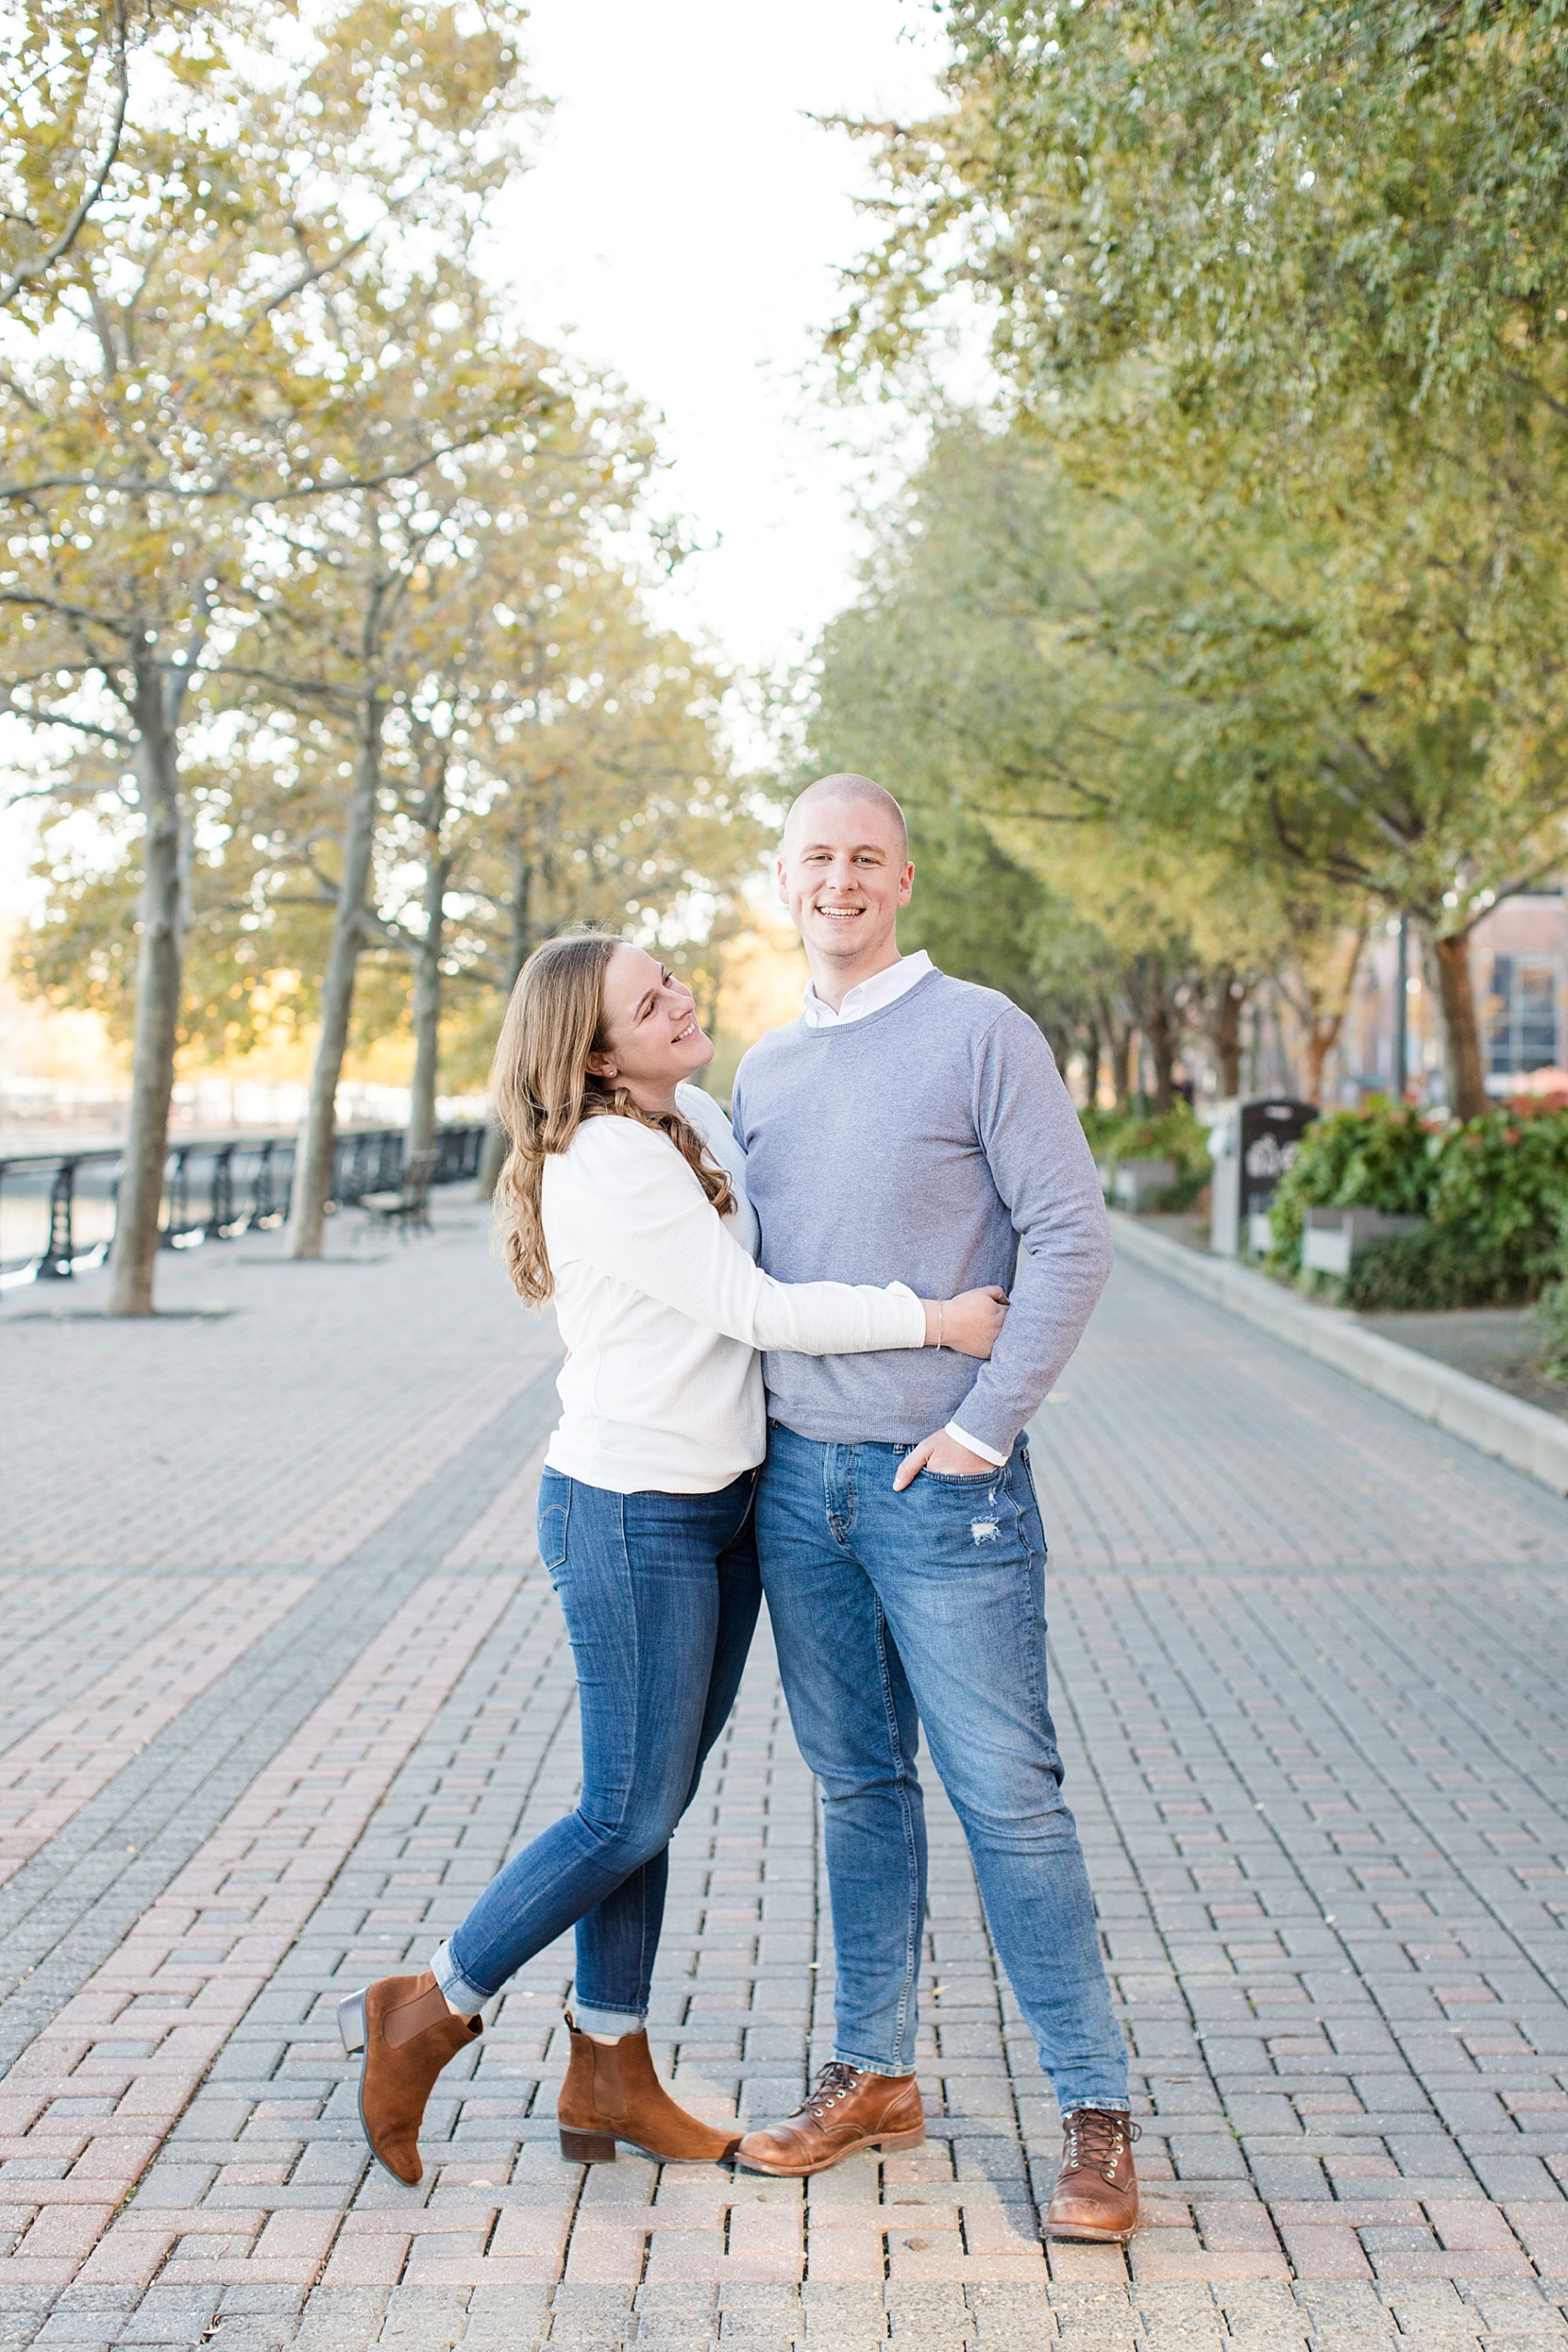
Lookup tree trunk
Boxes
[107,655,188,1316]
[1303,1015,1342,1106]
[1211,971,1245,1098]
[1111,1025,1133,1112]
[477,847,532,1201]
[1432,928,1488,1120]
[407,820,450,1159]
[1095,991,1132,1113]
[1146,999,1177,1114]
[1278,929,1362,1107]
[1079,1018,1102,1112]
[286,693,384,1259]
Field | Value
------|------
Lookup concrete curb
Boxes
[1109,1208,1568,1499]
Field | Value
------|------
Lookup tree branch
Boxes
[0,0,131,313]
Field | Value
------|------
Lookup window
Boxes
[1489,956,1562,1074]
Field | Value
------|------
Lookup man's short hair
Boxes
[782,773,909,859]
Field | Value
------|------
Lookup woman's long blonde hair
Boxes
[491,932,736,1303]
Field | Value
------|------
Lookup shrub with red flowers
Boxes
[1269,1096,1568,1309]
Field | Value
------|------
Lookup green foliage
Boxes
[1269,1102,1443,1271]
[1342,1227,1515,1314]
[833,0,1568,451]
[1080,1100,1213,1211]
[1429,1102,1568,1298]
[1270,1096,1568,1306]
[825,10,1568,1118]
[895,818,1059,1036]
[1527,1283,1568,1383]
[801,424,1330,1107]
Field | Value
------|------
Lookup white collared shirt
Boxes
[797,947,1005,1469]
[800,949,933,1028]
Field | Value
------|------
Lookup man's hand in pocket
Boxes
[893,1432,996,1491]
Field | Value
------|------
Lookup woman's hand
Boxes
[920,1285,1009,1358]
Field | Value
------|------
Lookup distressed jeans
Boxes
[434,1467,760,2030]
[756,1422,1128,2116]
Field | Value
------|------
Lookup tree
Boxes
[455,569,762,1190]
[0,0,186,316]
[0,0,547,1305]
[802,421,1207,1104]
[829,1,1568,1115]
[232,335,561,1261]
[17,415,760,1211]
[1105,469,1568,1114]
[829,0,1568,439]
[382,430,673,1159]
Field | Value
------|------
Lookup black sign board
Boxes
[1239,1097,1318,1219]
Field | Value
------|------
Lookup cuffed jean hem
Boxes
[431,1939,491,2018]
[1058,2097,1131,2118]
[573,1999,649,2037]
[832,2050,919,2079]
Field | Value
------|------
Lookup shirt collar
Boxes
[801,950,933,1028]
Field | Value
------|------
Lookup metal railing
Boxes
[0,1122,489,1288]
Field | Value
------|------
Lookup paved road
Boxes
[1,1204,1566,2350]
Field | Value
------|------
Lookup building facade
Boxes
[1335,891,1568,1106]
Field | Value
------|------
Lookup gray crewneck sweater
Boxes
[728,967,1112,1454]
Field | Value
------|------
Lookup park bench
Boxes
[355,1148,436,1240]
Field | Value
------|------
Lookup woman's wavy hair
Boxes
[491,932,736,1304]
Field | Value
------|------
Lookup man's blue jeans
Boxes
[434,1468,760,2030]
[756,1423,1128,2116]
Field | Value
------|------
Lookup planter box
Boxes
[1302,1207,1426,1277]
[1111,1158,1179,1213]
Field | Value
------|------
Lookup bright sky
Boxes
[0,1,948,912]
[491,0,946,678]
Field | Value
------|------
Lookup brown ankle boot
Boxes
[734,2060,926,2177]
[557,2014,740,2164]
[338,1972,481,2185]
[1045,2107,1140,2242]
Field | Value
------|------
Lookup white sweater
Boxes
[541,1085,925,1494]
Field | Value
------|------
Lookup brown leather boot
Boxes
[338,1973,481,2186]
[1045,2108,1140,2241]
[735,2060,925,2177]
[557,2015,740,2164]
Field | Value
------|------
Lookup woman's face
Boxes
[590,944,714,1102]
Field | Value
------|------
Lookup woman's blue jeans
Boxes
[434,1466,761,2031]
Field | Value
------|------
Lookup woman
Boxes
[340,932,1007,2183]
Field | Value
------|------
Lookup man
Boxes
[728,774,1137,2243]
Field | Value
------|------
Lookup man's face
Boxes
[776,796,914,967]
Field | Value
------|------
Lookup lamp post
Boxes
[1393,916,1409,1100]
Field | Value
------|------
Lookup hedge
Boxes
[1268,1095,1568,1310]
[1079,1101,1213,1212]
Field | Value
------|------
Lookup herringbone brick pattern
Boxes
[0,1577,315,1885]
[0,1205,1565,2347]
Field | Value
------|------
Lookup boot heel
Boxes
[876,2124,927,2152]
[559,2127,617,2163]
[337,1992,367,2056]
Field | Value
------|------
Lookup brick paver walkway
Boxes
[2,1202,1566,2349]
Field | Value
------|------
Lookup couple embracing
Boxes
[342,773,1138,2245]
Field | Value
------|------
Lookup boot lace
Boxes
[1062,2109,1140,2184]
[793,2060,863,2122]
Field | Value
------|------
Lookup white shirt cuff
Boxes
[944,1420,1009,1468]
